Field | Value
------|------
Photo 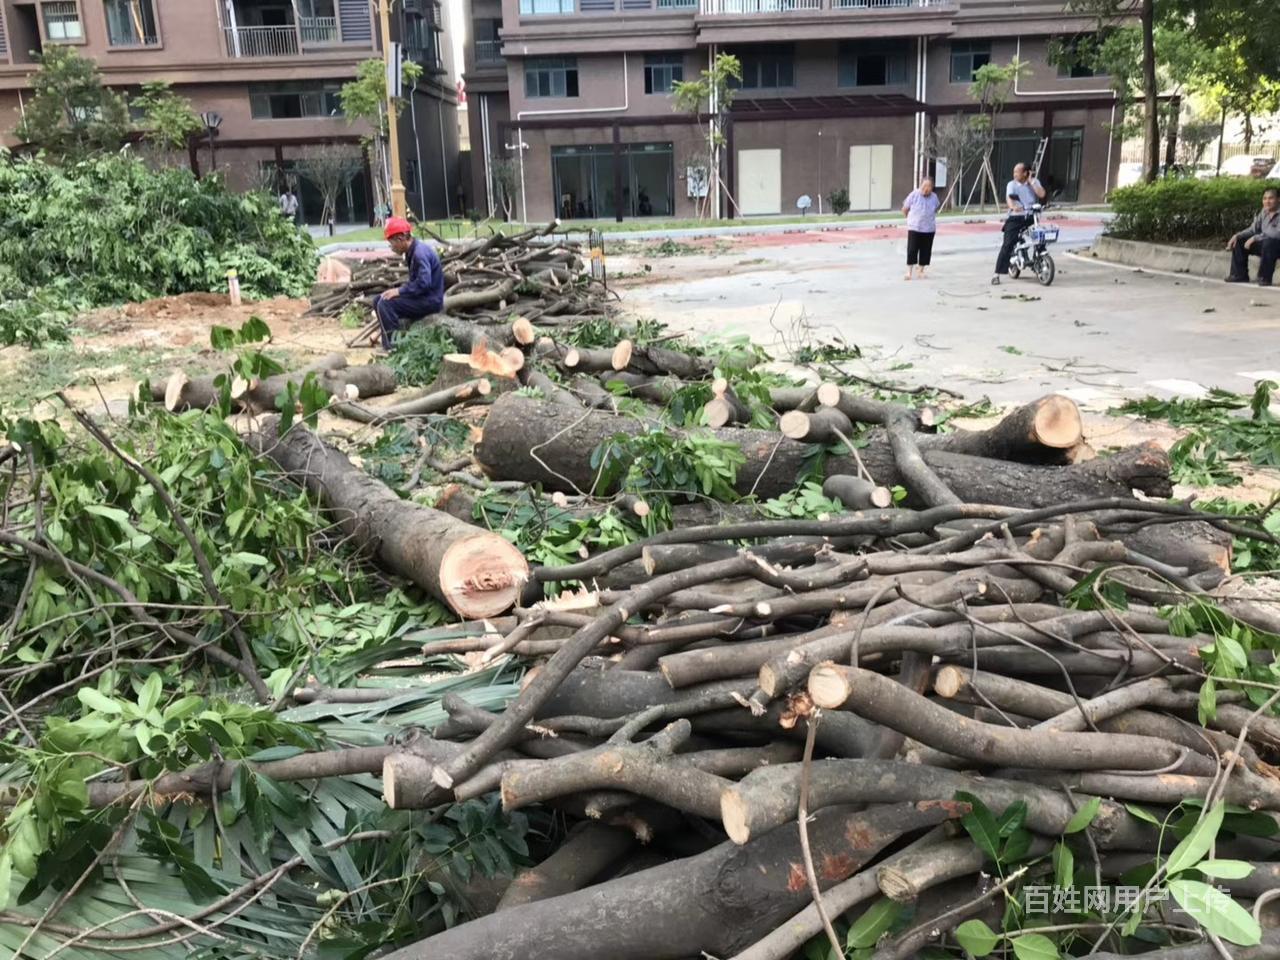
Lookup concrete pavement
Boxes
[619,216,1280,411]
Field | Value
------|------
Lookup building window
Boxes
[732,45,794,90]
[249,81,345,119]
[404,13,440,68]
[949,40,991,83]
[42,1,84,42]
[644,54,683,94]
[1055,37,1106,78]
[104,0,159,46]
[837,43,908,88]
[525,57,578,98]
[520,0,574,14]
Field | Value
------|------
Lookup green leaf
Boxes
[137,672,162,714]
[845,897,904,950]
[997,800,1028,836]
[1168,878,1262,946]
[0,850,10,910]
[1196,859,1255,879]
[1199,677,1218,724]
[1010,933,1060,960]
[1063,796,1102,834]
[954,919,1000,957]
[1053,842,1074,890]
[1166,801,1225,876]
[1125,803,1161,825]
[240,315,272,343]
[77,687,122,714]
[210,325,237,350]
[954,791,1001,860]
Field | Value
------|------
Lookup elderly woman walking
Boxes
[901,177,942,280]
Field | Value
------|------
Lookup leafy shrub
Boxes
[1107,176,1280,245]
[828,187,851,216]
[0,151,317,346]
[387,323,458,385]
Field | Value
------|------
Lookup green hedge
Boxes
[1107,176,1280,245]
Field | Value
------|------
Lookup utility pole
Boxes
[379,0,408,218]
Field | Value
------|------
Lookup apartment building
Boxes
[461,0,1123,222]
[0,0,461,223]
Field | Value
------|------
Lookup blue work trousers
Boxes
[374,294,440,350]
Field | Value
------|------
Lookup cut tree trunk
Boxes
[378,801,965,960]
[158,353,349,412]
[922,395,1084,465]
[823,475,893,510]
[246,417,527,618]
[779,408,854,444]
[473,395,1172,505]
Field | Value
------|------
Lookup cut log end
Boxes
[438,534,531,620]
[720,789,752,845]
[711,377,730,399]
[933,665,966,700]
[512,316,536,346]
[876,864,919,902]
[1034,395,1085,449]
[704,397,736,429]
[808,661,853,709]
[816,382,843,409]
[164,370,190,412]
[476,378,493,397]
[564,347,582,369]
[779,410,812,441]
[611,339,633,371]
[230,376,251,401]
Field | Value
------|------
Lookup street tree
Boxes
[340,58,424,216]
[132,81,201,154]
[13,46,128,163]
[490,153,520,221]
[294,144,363,232]
[671,53,742,219]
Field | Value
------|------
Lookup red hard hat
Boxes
[384,216,412,240]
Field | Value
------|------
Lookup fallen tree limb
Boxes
[378,801,966,960]
[245,417,527,618]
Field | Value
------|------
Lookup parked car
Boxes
[1196,155,1277,178]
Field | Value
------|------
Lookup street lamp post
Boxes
[378,0,407,219]
[200,111,222,173]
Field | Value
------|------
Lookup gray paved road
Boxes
[621,217,1280,410]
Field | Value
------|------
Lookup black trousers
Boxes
[906,230,935,266]
[994,215,1033,275]
[1230,237,1280,282]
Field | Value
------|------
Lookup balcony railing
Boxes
[700,0,951,11]
[700,0,819,11]
[223,25,298,56]
[299,16,338,42]
[474,39,503,63]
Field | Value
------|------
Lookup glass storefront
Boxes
[551,142,675,220]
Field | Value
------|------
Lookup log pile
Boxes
[306,221,609,341]
[225,353,1280,959]
[120,221,1280,956]
[245,491,1280,960]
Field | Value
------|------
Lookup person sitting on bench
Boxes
[1227,187,1280,287]
[373,216,444,350]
